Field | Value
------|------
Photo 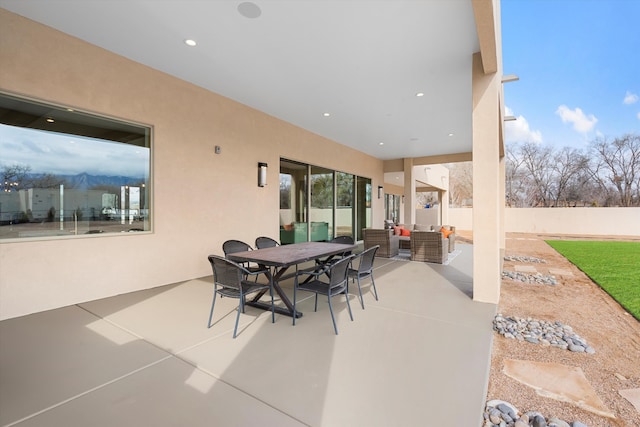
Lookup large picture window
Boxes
[0,92,151,240]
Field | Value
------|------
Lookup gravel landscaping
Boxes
[460,231,640,427]
[493,314,595,354]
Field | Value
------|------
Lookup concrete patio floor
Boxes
[0,243,496,427]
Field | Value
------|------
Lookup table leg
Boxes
[246,266,302,318]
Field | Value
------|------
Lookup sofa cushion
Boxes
[414,223,431,231]
[393,225,404,235]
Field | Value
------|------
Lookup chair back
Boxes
[330,235,354,256]
[356,245,379,273]
[328,255,353,291]
[331,235,354,245]
[208,255,244,290]
[255,236,279,249]
[222,240,253,256]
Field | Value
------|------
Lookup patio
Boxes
[0,243,496,427]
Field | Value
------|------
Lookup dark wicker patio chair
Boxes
[222,239,269,281]
[207,255,274,338]
[255,236,280,249]
[348,245,379,309]
[314,235,355,269]
[293,255,355,335]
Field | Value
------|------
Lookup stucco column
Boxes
[499,155,506,260]
[441,188,449,225]
[403,158,416,226]
[472,52,501,304]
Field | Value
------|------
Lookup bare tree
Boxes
[1,164,31,192]
[432,134,640,208]
[589,134,640,207]
[550,147,589,206]
[446,162,473,207]
[505,143,528,207]
[519,142,554,207]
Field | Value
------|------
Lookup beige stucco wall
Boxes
[450,207,640,236]
[0,10,384,320]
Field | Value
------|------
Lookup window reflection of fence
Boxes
[0,186,148,239]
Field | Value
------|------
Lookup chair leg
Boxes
[370,274,379,301]
[356,275,365,309]
[233,299,242,338]
[327,293,338,335]
[208,290,217,328]
[314,294,318,312]
[345,286,354,321]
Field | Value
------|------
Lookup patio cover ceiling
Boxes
[0,0,480,161]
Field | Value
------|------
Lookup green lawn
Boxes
[545,240,640,321]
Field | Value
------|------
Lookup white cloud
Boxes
[1,124,149,177]
[623,91,639,105]
[555,105,598,134]
[504,107,543,144]
[637,112,640,120]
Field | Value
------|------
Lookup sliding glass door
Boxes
[356,176,372,241]
[279,158,371,244]
[310,165,333,242]
[335,172,354,238]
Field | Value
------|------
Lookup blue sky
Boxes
[502,0,640,149]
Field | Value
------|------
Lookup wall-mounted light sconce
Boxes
[377,185,383,199]
[402,195,405,204]
[258,162,268,187]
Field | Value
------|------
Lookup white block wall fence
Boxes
[449,207,640,237]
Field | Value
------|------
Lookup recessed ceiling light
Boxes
[416,92,425,97]
[46,118,54,123]
[448,133,454,137]
[379,142,384,146]
[323,112,331,117]
[184,39,197,47]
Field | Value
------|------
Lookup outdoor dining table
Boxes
[226,241,356,318]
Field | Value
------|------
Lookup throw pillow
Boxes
[440,227,453,238]
[400,228,411,237]
[393,225,404,236]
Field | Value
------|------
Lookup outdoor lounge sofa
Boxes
[362,228,399,258]
[393,224,456,252]
[410,230,449,264]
